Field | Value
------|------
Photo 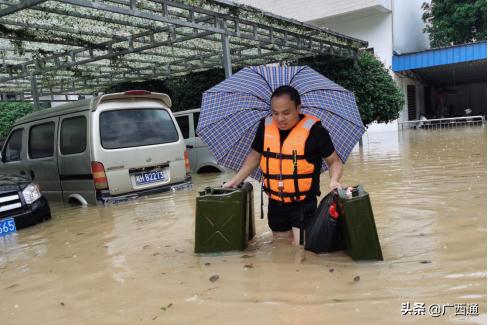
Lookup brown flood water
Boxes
[0,127,486,325]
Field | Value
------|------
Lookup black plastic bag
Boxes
[305,191,344,254]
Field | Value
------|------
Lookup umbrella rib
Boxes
[204,90,271,106]
[197,106,269,134]
[216,113,267,164]
[300,88,347,97]
[288,66,307,86]
[249,68,273,95]
[304,105,365,129]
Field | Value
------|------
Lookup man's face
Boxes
[270,94,301,131]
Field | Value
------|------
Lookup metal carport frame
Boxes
[0,0,367,106]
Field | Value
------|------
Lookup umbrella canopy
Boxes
[197,65,365,180]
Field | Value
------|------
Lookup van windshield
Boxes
[100,109,179,149]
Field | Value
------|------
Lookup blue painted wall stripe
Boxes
[392,41,487,72]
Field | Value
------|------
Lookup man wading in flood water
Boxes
[223,86,344,245]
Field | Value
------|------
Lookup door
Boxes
[58,113,96,204]
[0,128,27,177]
[175,114,197,172]
[407,85,417,120]
[192,111,222,172]
[26,118,63,201]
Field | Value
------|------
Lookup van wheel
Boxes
[67,194,88,206]
[197,166,221,174]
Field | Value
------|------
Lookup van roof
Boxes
[13,92,172,126]
[96,92,172,108]
[14,98,92,126]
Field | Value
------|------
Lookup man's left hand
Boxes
[329,180,341,191]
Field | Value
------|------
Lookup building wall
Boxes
[235,0,393,67]
[31,95,83,108]
[49,95,84,108]
[390,0,430,124]
[394,75,426,123]
[313,12,393,68]
[234,0,390,22]
[235,0,430,60]
[392,0,431,54]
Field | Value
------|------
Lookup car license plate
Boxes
[134,169,168,185]
[0,218,16,237]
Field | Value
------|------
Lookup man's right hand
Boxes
[223,180,238,188]
[222,149,261,189]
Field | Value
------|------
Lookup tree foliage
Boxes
[422,0,487,47]
[106,52,403,126]
[298,51,404,125]
[0,101,33,140]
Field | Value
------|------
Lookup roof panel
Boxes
[393,41,487,72]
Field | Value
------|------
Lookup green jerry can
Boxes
[195,182,255,253]
[337,185,383,261]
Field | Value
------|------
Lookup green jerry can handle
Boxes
[198,187,212,196]
[198,182,253,197]
[337,185,366,199]
[218,181,253,192]
[199,187,235,196]
[239,182,253,192]
[220,181,252,190]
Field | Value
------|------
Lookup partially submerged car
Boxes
[174,108,226,173]
[0,173,51,232]
[0,91,191,205]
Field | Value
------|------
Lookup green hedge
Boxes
[0,101,33,140]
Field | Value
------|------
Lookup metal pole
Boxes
[30,75,40,111]
[353,52,359,69]
[220,20,232,79]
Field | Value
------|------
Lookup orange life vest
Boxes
[260,114,320,203]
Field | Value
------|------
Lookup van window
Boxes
[175,115,190,139]
[193,112,200,135]
[61,116,87,155]
[100,109,179,149]
[3,129,23,162]
[29,122,55,159]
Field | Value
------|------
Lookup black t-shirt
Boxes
[252,114,335,202]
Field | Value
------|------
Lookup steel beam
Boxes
[220,20,232,79]
[0,0,47,18]
[30,75,40,110]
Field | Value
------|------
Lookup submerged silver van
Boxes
[173,108,225,173]
[0,91,191,205]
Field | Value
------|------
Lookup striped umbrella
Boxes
[197,65,365,180]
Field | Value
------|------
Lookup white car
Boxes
[174,109,226,174]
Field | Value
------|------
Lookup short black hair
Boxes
[271,85,301,106]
